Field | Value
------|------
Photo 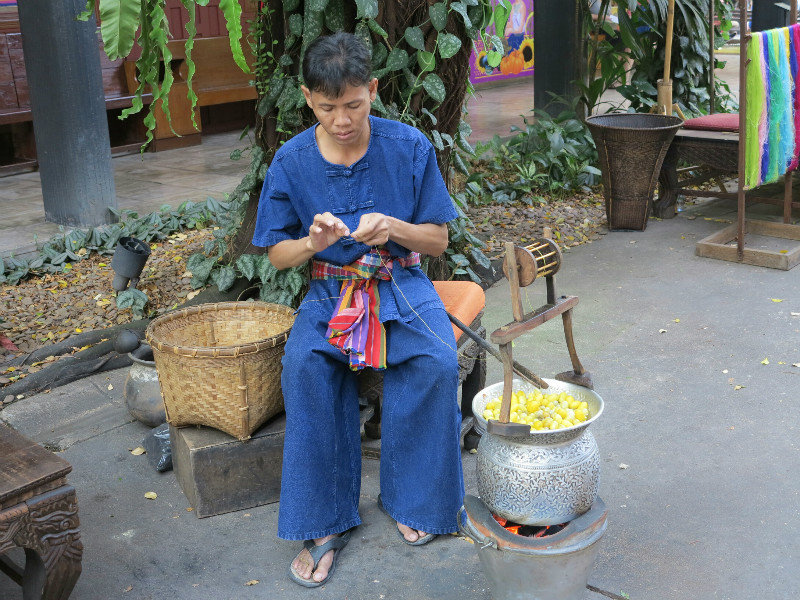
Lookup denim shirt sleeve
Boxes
[411,138,458,226]
[252,158,302,248]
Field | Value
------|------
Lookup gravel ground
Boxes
[466,189,608,257]
[0,230,213,385]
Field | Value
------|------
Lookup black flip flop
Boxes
[377,494,436,546]
[288,529,353,588]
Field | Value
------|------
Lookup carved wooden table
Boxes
[0,425,82,600]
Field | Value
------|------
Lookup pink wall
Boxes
[469,0,533,85]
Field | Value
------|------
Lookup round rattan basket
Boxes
[145,302,295,440]
[586,113,683,231]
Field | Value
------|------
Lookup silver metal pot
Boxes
[473,378,603,525]
[124,344,166,427]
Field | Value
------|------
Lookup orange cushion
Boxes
[682,112,739,132]
[432,281,486,341]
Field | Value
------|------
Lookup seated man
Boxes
[252,32,465,587]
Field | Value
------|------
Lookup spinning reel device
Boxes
[487,237,593,437]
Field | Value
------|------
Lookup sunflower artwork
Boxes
[470,0,534,84]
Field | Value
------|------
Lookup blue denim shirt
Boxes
[252,116,458,322]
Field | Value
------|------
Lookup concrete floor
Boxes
[2,194,800,599]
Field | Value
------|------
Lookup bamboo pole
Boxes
[663,0,675,82]
[656,0,677,115]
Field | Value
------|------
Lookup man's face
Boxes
[302,79,378,148]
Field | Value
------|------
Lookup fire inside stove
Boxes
[493,514,568,537]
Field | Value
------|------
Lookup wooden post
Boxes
[787,0,798,225]
[505,241,525,323]
[16,0,117,227]
[737,0,748,261]
[709,0,715,113]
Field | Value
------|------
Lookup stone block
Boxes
[170,415,285,518]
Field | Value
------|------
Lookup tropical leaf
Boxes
[180,0,199,129]
[404,26,426,51]
[385,48,409,70]
[219,0,250,73]
[98,0,142,60]
[437,32,462,59]
[354,0,378,19]
[429,2,448,31]
[422,73,445,103]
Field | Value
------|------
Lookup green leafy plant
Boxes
[463,100,600,207]
[581,0,737,116]
[0,199,228,317]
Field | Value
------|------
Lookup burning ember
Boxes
[493,514,568,537]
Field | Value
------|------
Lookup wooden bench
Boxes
[0,425,82,599]
[359,280,487,455]
[123,35,256,151]
[0,30,151,175]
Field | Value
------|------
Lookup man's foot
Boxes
[396,522,428,544]
[292,534,336,583]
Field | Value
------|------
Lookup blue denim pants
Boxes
[277,304,465,541]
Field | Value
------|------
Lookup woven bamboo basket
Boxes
[586,113,683,231]
[145,302,295,440]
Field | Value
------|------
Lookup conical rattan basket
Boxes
[145,302,295,440]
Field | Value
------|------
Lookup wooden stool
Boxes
[0,426,82,600]
[359,281,487,455]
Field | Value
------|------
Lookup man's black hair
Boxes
[302,32,372,98]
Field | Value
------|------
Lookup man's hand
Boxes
[351,213,391,247]
[308,212,350,252]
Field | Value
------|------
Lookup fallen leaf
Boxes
[123,586,133,593]
[186,507,194,512]
[734,385,744,390]
[780,250,788,254]
[244,580,259,586]
[729,426,735,430]
[469,448,477,454]
[144,492,157,500]
[107,384,114,390]
[673,318,680,323]
[771,298,784,303]
[658,329,667,334]
[761,358,770,365]
[779,361,786,365]
[0,334,19,352]
[131,447,146,456]
[98,263,108,267]
[619,463,629,469]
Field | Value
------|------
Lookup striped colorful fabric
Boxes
[744,24,800,189]
[312,249,421,370]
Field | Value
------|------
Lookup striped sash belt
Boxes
[312,249,420,370]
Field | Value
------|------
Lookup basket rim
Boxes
[144,301,295,358]
[586,112,683,132]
